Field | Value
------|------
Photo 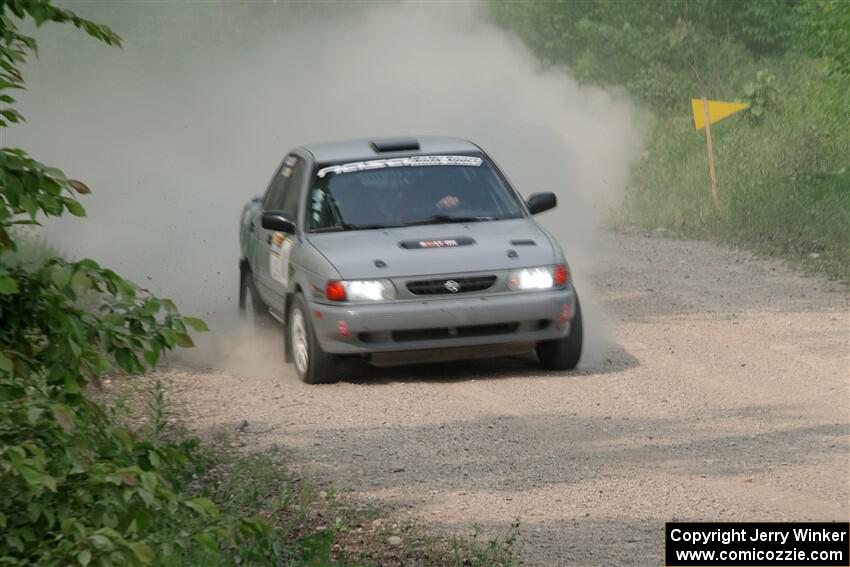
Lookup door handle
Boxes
[266,234,272,245]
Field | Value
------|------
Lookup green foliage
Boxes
[1,252,201,395]
[622,57,849,279]
[167,451,354,567]
[145,379,173,443]
[0,0,120,129]
[492,0,850,280]
[796,0,850,78]
[488,0,796,110]
[726,0,798,53]
[450,519,520,567]
[0,2,282,565]
[0,384,272,566]
[166,447,521,567]
[740,69,779,124]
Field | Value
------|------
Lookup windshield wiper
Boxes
[402,215,495,226]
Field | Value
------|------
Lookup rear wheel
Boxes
[239,266,269,328]
[536,292,583,370]
[288,294,339,384]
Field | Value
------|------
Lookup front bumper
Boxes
[309,287,577,355]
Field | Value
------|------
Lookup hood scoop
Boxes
[399,237,476,249]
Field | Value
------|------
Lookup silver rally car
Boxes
[238,137,582,383]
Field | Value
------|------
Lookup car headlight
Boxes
[325,279,396,302]
[508,264,568,290]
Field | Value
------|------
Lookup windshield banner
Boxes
[317,155,482,178]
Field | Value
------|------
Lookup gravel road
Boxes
[167,231,849,566]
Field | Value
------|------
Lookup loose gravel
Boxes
[166,231,849,566]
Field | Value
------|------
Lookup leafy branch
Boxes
[0,3,281,565]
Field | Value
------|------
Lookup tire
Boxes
[536,292,583,370]
[238,266,269,327]
[288,294,339,384]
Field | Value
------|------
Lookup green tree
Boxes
[489,0,810,109]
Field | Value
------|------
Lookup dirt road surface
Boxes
[167,231,849,566]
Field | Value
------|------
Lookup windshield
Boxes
[307,154,524,232]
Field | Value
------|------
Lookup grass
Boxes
[620,56,849,282]
[180,449,520,566]
[151,445,522,566]
[101,376,522,566]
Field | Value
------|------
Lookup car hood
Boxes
[307,218,557,279]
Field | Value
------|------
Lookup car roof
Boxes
[301,136,482,163]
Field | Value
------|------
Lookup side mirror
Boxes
[526,192,557,215]
[262,210,296,234]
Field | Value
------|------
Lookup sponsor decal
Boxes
[269,232,293,286]
[399,236,475,249]
[420,239,459,248]
[316,155,483,178]
[281,156,298,178]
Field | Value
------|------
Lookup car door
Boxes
[255,154,306,315]
[254,156,291,313]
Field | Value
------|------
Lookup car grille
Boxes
[406,275,497,295]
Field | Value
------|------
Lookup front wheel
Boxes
[288,295,339,384]
[536,292,583,370]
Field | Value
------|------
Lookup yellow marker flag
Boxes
[691,99,750,129]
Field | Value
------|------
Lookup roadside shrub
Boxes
[0,2,274,565]
[622,56,849,278]
[740,70,780,124]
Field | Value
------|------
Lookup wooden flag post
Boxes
[702,97,719,210]
[690,98,749,211]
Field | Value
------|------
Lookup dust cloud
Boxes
[6,2,645,374]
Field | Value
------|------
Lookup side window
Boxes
[280,158,307,218]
